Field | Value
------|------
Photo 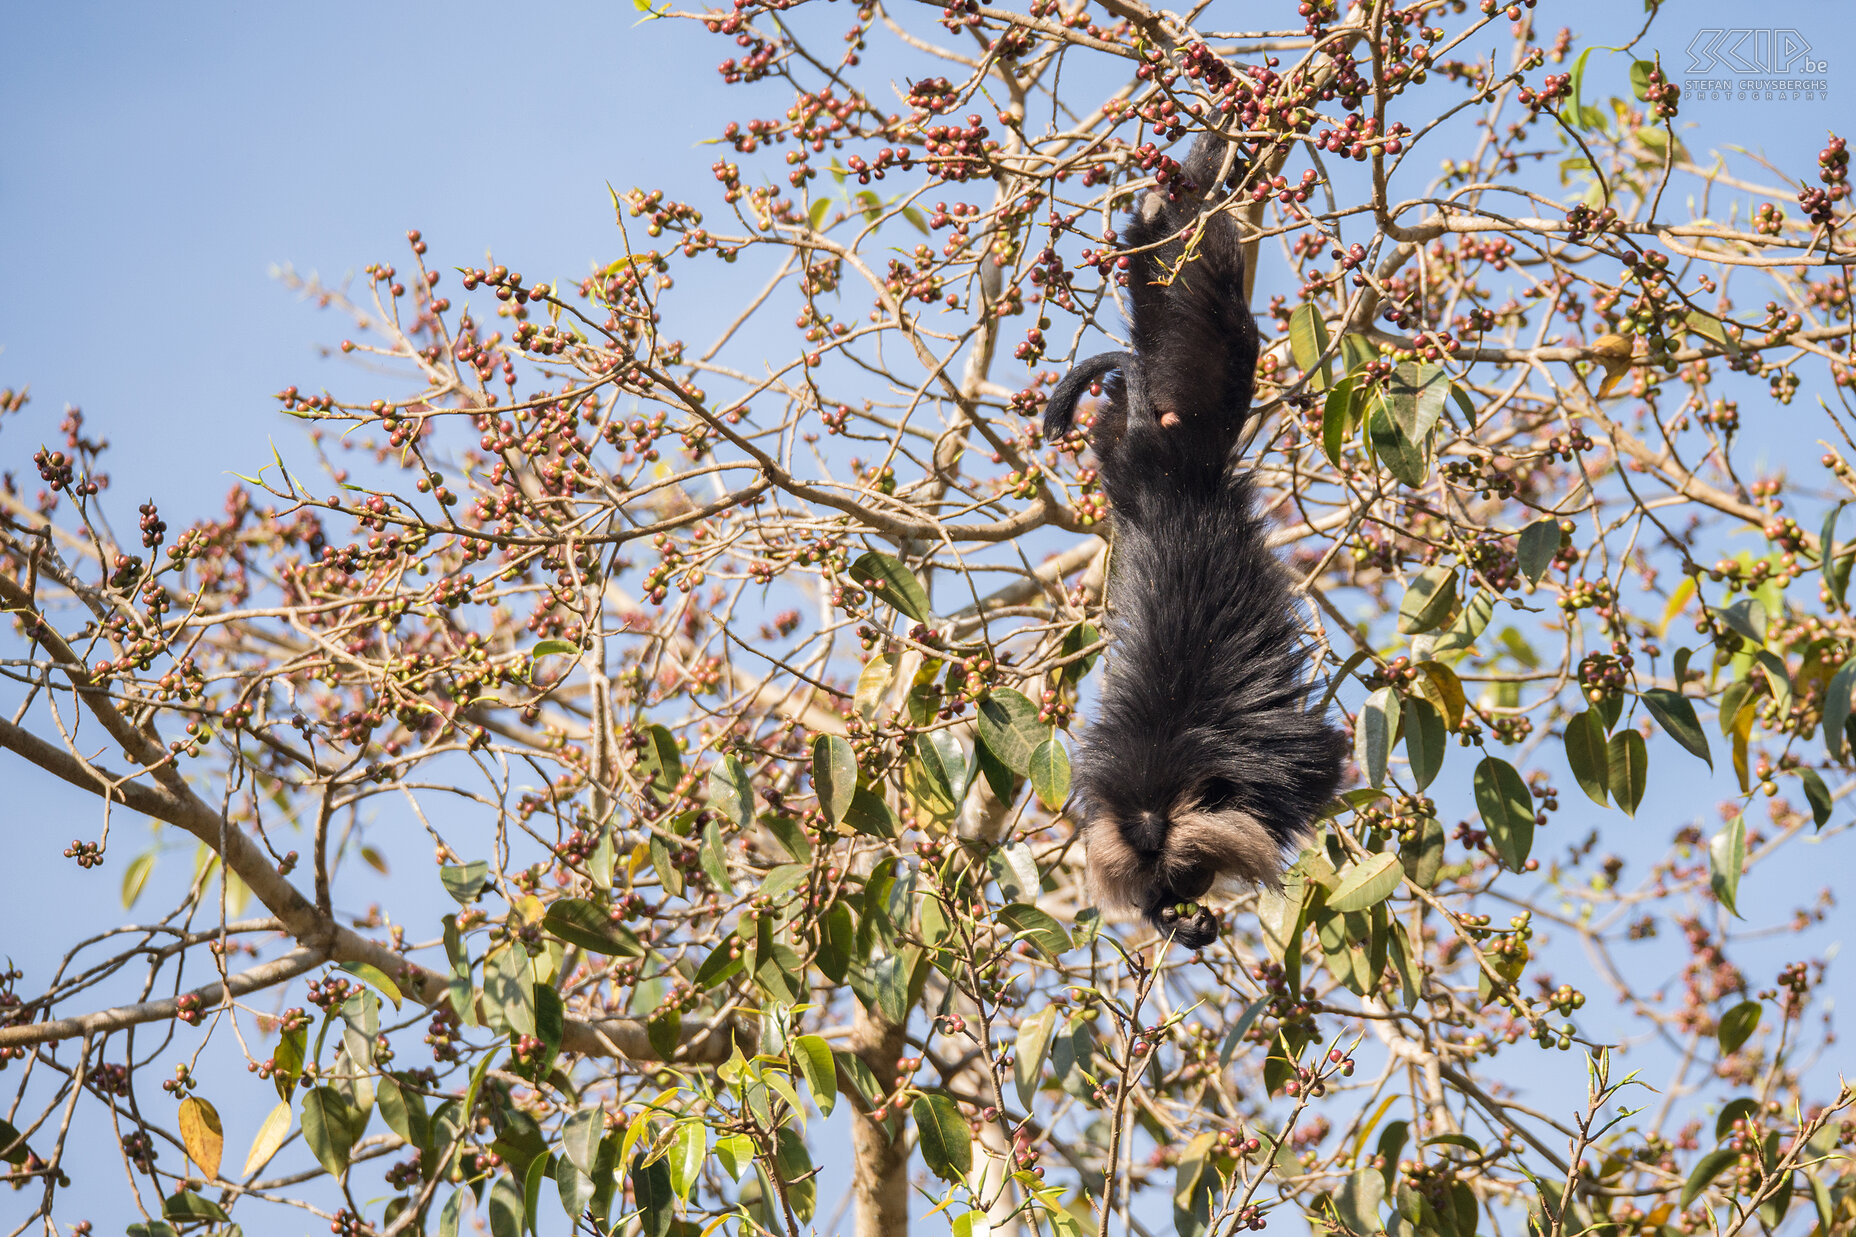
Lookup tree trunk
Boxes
[851,1004,910,1236]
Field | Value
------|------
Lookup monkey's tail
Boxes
[1041,350,1133,442]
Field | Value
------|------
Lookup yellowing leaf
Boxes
[121,851,155,910]
[854,656,895,720]
[1414,661,1467,730]
[1659,575,1695,635]
[177,1096,224,1179]
[242,1101,292,1177]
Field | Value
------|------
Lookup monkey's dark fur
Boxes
[1046,132,1347,949]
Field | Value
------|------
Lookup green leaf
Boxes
[440,860,491,904]
[1640,689,1711,767]
[1422,1133,1484,1154]
[842,786,900,839]
[443,915,476,1026]
[301,1086,355,1178]
[121,850,155,909]
[1685,309,1741,358]
[1397,566,1457,635]
[1683,1146,1739,1208]
[1710,815,1746,917]
[1473,756,1535,872]
[712,1132,755,1183]
[1398,816,1445,890]
[1629,58,1656,100]
[988,842,1039,904]
[976,688,1048,777]
[793,1034,837,1116]
[1439,387,1471,434]
[1403,698,1446,791]
[1721,598,1767,646]
[1289,301,1334,391]
[668,1123,706,1202]
[1366,396,1427,487]
[833,1048,886,1116]
[484,942,536,1036]
[163,1191,229,1223]
[1432,589,1493,656]
[1385,923,1421,1009]
[1821,502,1851,605]
[1800,767,1832,830]
[866,948,921,1025]
[692,932,744,992]
[1714,1097,1760,1141]
[1823,660,1856,761]
[1606,729,1648,816]
[701,819,734,895]
[1516,519,1561,584]
[1811,1169,1837,1234]
[1322,376,1357,467]
[522,1155,549,1237]
[706,755,757,830]
[1563,709,1610,806]
[912,1092,973,1184]
[376,1074,429,1153]
[532,985,564,1079]
[1029,736,1071,808]
[543,899,645,957]
[1717,1000,1761,1054]
[272,1024,306,1100]
[647,1008,681,1061]
[1217,998,1269,1068]
[1566,45,1595,124]
[530,638,580,661]
[816,902,855,986]
[813,734,858,824]
[562,1107,604,1177]
[487,1171,526,1237]
[1335,1167,1387,1234]
[1355,687,1400,789]
[554,1149,592,1222]
[1014,1006,1057,1108]
[1718,680,1754,739]
[914,728,969,804]
[337,960,404,1010]
[1057,621,1102,686]
[1328,852,1402,912]
[639,724,682,797]
[996,903,1071,960]
[849,551,932,622]
[631,1153,676,1237]
[1175,1132,1217,1237]
[766,1128,816,1224]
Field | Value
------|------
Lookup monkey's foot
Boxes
[1153,902,1219,950]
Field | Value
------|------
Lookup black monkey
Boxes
[1046,132,1348,949]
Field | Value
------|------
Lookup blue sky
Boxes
[3,1,1853,1233]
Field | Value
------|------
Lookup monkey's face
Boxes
[1081,778,1284,949]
